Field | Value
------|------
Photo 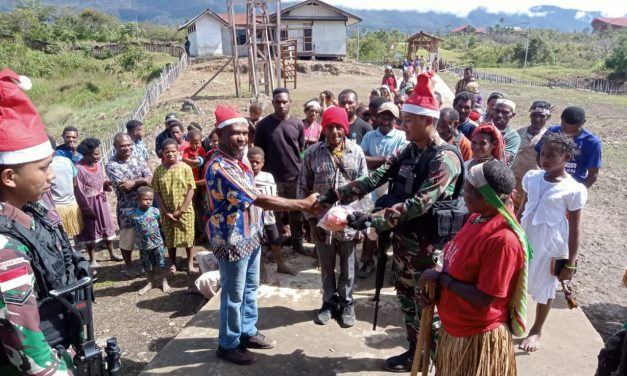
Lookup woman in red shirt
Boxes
[420,160,531,376]
[381,66,398,96]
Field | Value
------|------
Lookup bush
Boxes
[605,32,627,77]
[116,46,147,71]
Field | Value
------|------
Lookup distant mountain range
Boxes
[0,1,616,33]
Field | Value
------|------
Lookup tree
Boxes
[605,32,627,77]
[512,35,554,66]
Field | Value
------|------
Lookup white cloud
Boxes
[325,0,626,18]
[575,11,588,20]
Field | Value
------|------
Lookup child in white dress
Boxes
[517,132,587,352]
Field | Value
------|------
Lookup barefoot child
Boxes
[152,138,198,274]
[74,138,121,267]
[248,146,297,281]
[131,187,172,294]
[517,131,587,352]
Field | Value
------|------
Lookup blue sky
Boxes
[322,0,626,17]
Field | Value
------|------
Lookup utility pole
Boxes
[523,23,530,69]
[356,26,360,62]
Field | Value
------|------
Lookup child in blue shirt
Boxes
[131,186,172,295]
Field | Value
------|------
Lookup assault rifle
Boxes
[371,230,391,331]
[346,211,390,330]
[47,276,122,376]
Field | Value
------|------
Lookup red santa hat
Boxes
[402,70,440,119]
[215,104,247,129]
[321,106,349,134]
[0,69,52,165]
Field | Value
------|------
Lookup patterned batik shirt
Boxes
[130,207,164,251]
[297,139,368,240]
[132,139,150,163]
[0,202,72,376]
[105,155,152,229]
[205,149,263,263]
[337,136,462,233]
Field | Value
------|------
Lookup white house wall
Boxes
[312,21,346,56]
[188,31,199,57]
[220,27,249,57]
[194,15,223,57]
[221,28,232,56]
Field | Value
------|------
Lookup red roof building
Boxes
[592,17,627,32]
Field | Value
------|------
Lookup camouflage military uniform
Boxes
[337,136,462,340]
[0,202,72,376]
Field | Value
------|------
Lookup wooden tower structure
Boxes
[227,0,283,97]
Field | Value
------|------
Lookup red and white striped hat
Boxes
[0,69,52,165]
[215,104,247,129]
[402,70,440,119]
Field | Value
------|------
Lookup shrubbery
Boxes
[0,1,184,45]
[605,32,627,78]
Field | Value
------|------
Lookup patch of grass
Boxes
[437,48,463,63]
[472,66,603,82]
[439,71,627,107]
[93,280,115,290]
[26,52,176,139]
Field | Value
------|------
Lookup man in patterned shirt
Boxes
[317,71,463,372]
[106,132,152,277]
[126,119,150,163]
[205,105,318,366]
[0,69,73,375]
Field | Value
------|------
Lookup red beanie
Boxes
[321,106,349,134]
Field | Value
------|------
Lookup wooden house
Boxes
[178,0,362,59]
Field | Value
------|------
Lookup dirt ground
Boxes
[91,58,626,376]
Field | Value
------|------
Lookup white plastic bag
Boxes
[194,270,221,299]
[195,251,219,274]
[317,196,375,233]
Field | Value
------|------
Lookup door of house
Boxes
[303,27,313,52]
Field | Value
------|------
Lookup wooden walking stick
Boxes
[411,281,436,376]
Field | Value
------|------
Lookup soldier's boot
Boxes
[384,339,417,372]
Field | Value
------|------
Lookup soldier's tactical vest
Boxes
[375,143,466,247]
[0,202,91,352]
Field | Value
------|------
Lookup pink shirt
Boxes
[303,121,322,146]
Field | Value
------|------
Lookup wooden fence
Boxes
[447,66,627,96]
[94,53,189,166]
[91,42,185,59]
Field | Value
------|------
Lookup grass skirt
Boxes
[56,203,83,238]
[435,325,516,376]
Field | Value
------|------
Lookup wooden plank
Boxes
[191,57,233,98]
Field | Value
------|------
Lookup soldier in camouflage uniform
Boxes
[0,69,73,375]
[317,72,462,372]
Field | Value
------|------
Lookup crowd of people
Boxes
[0,62,603,375]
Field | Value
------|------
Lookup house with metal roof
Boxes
[178,0,362,59]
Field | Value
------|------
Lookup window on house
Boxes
[280,29,288,41]
[187,24,196,34]
[236,29,247,45]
